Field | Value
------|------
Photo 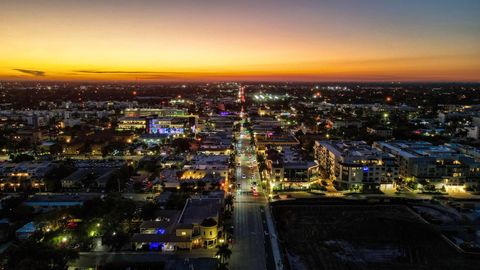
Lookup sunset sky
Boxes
[0,0,479,82]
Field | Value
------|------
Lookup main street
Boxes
[229,116,269,270]
[229,86,282,270]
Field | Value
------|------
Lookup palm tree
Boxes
[224,194,234,211]
[223,209,232,220]
[215,243,232,264]
[217,262,229,270]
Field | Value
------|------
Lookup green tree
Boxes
[224,194,234,211]
[10,204,34,223]
[49,143,63,156]
[217,262,230,270]
[140,202,158,220]
[216,243,232,264]
[196,180,207,190]
[0,195,34,225]
[102,229,129,251]
[223,209,232,220]
[6,240,78,270]
[43,161,76,192]
[172,138,192,153]
[10,153,35,163]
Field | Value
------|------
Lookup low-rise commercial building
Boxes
[61,167,117,189]
[0,161,56,179]
[131,197,223,251]
[367,127,393,138]
[24,193,100,212]
[255,132,300,154]
[181,155,229,182]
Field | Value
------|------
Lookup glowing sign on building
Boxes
[148,119,184,135]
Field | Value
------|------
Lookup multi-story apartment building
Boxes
[373,141,480,189]
[266,147,318,190]
[314,141,399,191]
[124,107,187,118]
[117,117,147,131]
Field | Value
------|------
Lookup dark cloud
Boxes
[13,69,45,77]
[71,70,221,80]
[72,70,185,75]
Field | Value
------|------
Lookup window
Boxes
[210,231,212,236]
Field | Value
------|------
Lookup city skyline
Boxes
[1,0,479,82]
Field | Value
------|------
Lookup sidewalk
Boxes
[264,205,284,270]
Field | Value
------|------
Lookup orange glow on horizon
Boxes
[0,0,479,82]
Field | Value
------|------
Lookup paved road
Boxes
[229,189,269,270]
[229,121,269,270]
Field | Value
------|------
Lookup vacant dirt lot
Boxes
[272,203,480,270]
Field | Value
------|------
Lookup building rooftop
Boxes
[25,193,99,203]
[178,198,221,225]
[16,222,36,234]
[375,141,468,159]
[62,167,114,183]
[256,133,300,145]
[139,210,180,232]
[131,233,191,243]
[318,140,394,163]
[189,154,229,165]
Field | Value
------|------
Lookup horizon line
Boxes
[0,78,479,84]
